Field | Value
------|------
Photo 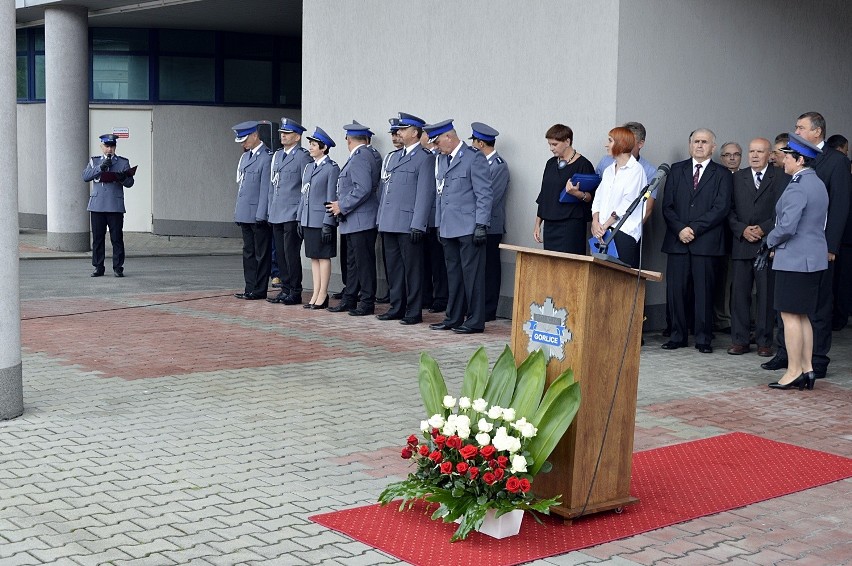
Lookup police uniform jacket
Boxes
[377,146,436,234]
[485,151,509,235]
[234,144,273,224]
[268,145,313,224]
[767,168,829,273]
[299,157,339,229]
[336,145,379,235]
[728,166,789,260]
[83,154,135,213]
[435,143,493,239]
[661,158,732,256]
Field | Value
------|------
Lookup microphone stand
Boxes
[591,184,654,267]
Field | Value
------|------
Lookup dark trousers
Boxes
[272,221,303,294]
[775,262,834,370]
[832,244,852,328]
[383,231,424,318]
[239,222,272,296]
[612,231,639,269]
[730,258,774,347]
[423,227,448,308]
[484,233,503,319]
[666,253,716,345]
[342,228,377,308]
[338,233,349,292]
[91,211,125,272]
[442,234,486,331]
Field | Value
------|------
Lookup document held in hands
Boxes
[559,173,601,203]
[99,166,138,183]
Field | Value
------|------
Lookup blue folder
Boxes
[559,173,602,203]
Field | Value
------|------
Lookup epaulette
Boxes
[265,148,274,155]
[299,146,310,155]
[470,146,480,152]
[791,175,800,183]
[353,147,362,155]
[421,147,432,155]
[494,156,505,164]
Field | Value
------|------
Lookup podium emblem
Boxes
[523,297,571,361]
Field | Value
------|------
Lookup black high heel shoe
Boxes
[805,371,816,390]
[310,295,329,310]
[303,302,314,309]
[768,373,807,390]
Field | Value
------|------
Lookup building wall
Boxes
[303,0,622,316]
[615,0,852,327]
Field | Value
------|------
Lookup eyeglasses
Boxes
[721,152,742,158]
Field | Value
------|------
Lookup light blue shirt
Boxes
[596,155,658,197]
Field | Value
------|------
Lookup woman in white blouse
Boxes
[590,127,648,267]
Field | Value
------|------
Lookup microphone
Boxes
[642,163,670,198]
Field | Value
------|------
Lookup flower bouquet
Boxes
[378,345,581,541]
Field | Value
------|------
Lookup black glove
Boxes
[296,223,304,239]
[115,171,127,183]
[410,228,424,244]
[100,157,112,171]
[321,224,334,244]
[473,224,488,246]
[754,241,771,271]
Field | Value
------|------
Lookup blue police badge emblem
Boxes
[523,297,571,361]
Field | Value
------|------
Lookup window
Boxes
[159,57,215,102]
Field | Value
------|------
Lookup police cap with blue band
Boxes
[232,121,259,142]
[306,126,336,148]
[469,122,499,143]
[388,118,402,132]
[779,131,822,159]
[99,133,118,146]
[423,119,455,143]
[344,120,375,138]
[278,118,306,134]
[398,113,426,128]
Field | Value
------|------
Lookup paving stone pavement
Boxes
[3,232,851,565]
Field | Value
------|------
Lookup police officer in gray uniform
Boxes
[327,122,380,315]
[376,112,437,325]
[82,133,135,277]
[469,122,510,321]
[425,119,493,334]
[267,118,313,305]
[231,121,273,300]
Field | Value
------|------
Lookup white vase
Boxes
[475,508,524,539]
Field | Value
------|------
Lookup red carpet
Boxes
[310,432,852,566]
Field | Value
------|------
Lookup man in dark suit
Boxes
[661,128,733,353]
[425,119,493,334]
[762,112,852,378]
[727,138,789,356]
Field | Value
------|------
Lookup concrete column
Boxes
[1,0,23,420]
[45,5,90,251]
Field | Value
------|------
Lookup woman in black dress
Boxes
[299,127,340,309]
[534,124,595,253]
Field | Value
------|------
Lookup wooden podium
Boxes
[500,244,662,520]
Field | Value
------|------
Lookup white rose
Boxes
[476,432,491,446]
[502,408,516,422]
[458,397,471,410]
[521,423,537,438]
[487,405,504,420]
[455,414,471,429]
[477,418,493,433]
[442,422,456,436]
[420,420,430,432]
[492,427,511,451]
[511,417,528,431]
[427,414,445,429]
[443,395,457,409]
[508,436,522,454]
[510,454,528,474]
[472,398,488,413]
[456,426,471,439]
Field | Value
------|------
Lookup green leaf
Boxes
[527,375,581,475]
[460,346,489,400]
[509,349,546,420]
[451,504,489,542]
[418,352,448,418]
[481,346,516,409]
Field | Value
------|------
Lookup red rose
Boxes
[401,447,413,459]
[440,461,453,474]
[429,450,442,463]
[456,462,469,474]
[493,468,505,481]
[459,444,478,460]
[431,427,440,438]
[482,472,497,485]
[480,445,496,459]
[446,436,462,449]
[488,459,498,470]
[519,478,531,493]
[407,434,419,446]
[497,455,509,469]
[434,435,447,448]
[419,445,430,457]
[468,466,479,480]
[506,476,521,493]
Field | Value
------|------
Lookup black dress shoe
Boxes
[768,373,807,390]
[400,317,422,325]
[113,270,124,278]
[376,295,390,304]
[234,292,247,299]
[331,292,344,300]
[267,292,287,303]
[303,303,313,309]
[452,326,484,334]
[377,312,402,321]
[760,355,788,371]
[244,292,267,300]
[349,306,375,316]
[328,302,355,313]
[660,341,687,350]
[429,322,453,331]
[696,344,713,354]
[428,304,447,314]
[805,371,817,390]
[91,269,105,277]
[282,294,302,305]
